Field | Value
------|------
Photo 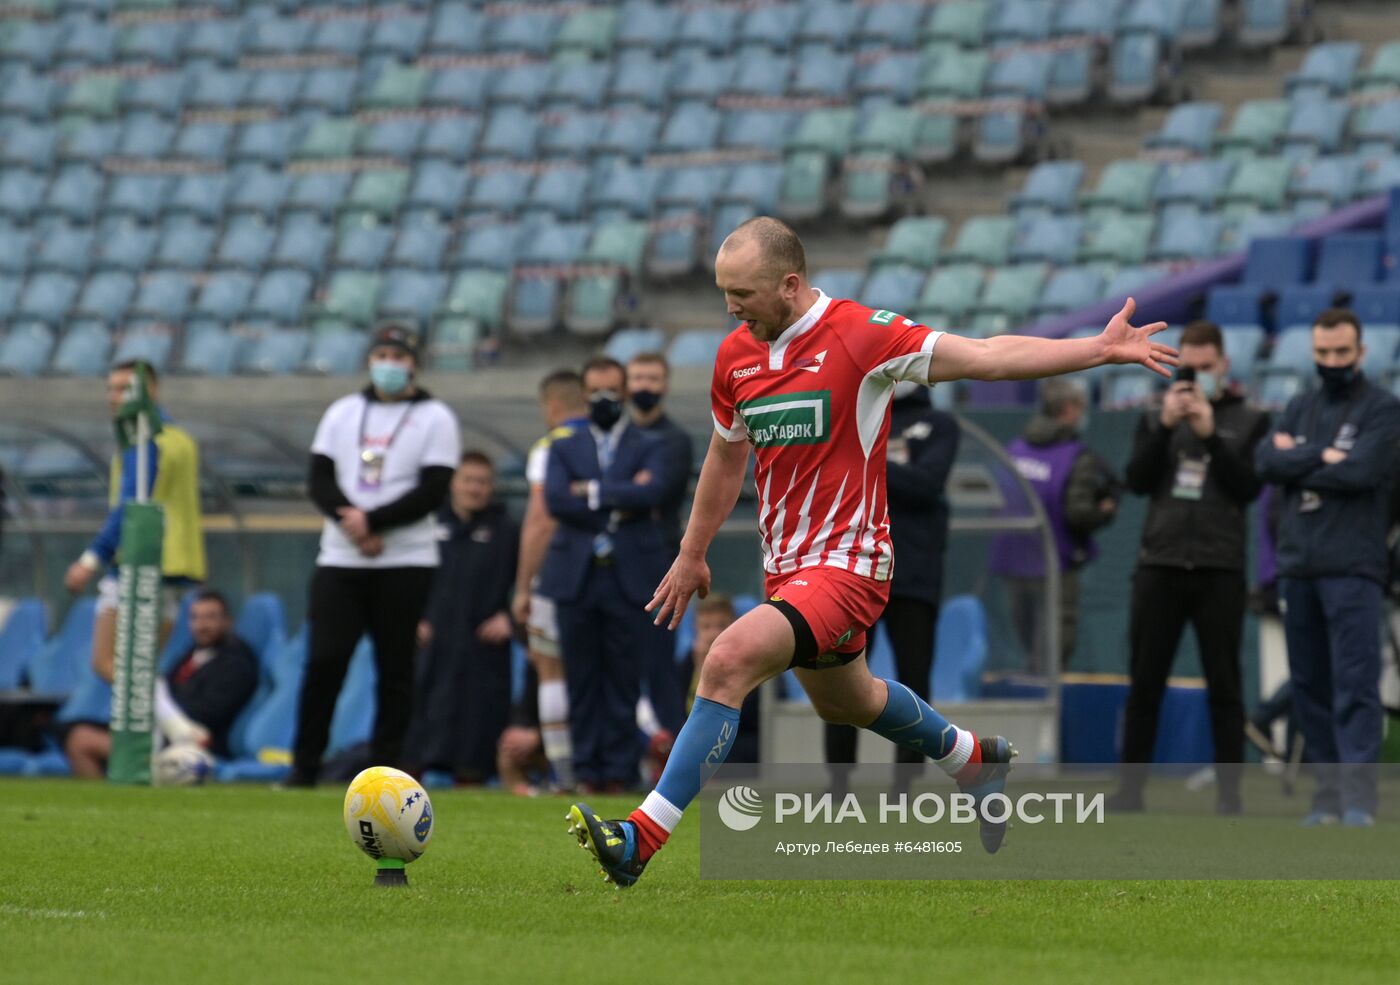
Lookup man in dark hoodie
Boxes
[1114,320,1270,814]
[408,451,519,783]
[990,377,1121,675]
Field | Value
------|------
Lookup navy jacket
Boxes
[634,413,694,553]
[1255,374,1400,586]
[886,400,959,604]
[539,422,672,607]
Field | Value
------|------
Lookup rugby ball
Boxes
[152,744,215,786]
[343,766,434,863]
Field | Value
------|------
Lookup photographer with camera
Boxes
[1111,321,1270,814]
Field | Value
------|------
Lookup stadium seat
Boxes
[722,110,796,155]
[1215,99,1290,157]
[1237,0,1305,50]
[331,226,393,277]
[554,5,618,59]
[1351,100,1400,158]
[293,118,360,162]
[16,271,80,324]
[425,66,491,112]
[186,67,250,112]
[227,167,291,219]
[427,317,482,372]
[856,2,927,48]
[378,270,446,324]
[1,122,58,170]
[595,110,662,160]
[193,271,255,323]
[61,75,122,119]
[1285,42,1362,97]
[57,120,121,166]
[932,596,987,702]
[926,0,992,48]
[73,271,136,320]
[1315,233,1383,289]
[946,216,1016,266]
[344,169,409,222]
[439,268,509,332]
[871,217,947,269]
[218,629,306,778]
[286,172,354,219]
[488,8,561,57]
[312,270,382,327]
[862,265,926,316]
[178,321,242,376]
[1275,284,1337,331]
[1264,324,1317,377]
[466,168,531,217]
[492,63,551,108]
[1108,33,1169,106]
[667,329,727,369]
[986,49,1053,101]
[1221,155,1294,213]
[854,52,920,103]
[603,327,667,364]
[302,325,370,377]
[248,269,315,325]
[452,224,522,273]
[1205,285,1264,329]
[919,47,989,100]
[1012,215,1085,265]
[50,320,111,376]
[368,12,427,61]
[1151,211,1224,261]
[657,103,723,156]
[478,107,540,161]
[1081,160,1160,214]
[390,221,453,271]
[1348,286,1400,330]
[214,216,276,269]
[269,215,332,275]
[106,173,172,223]
[727,54,791,99]
[1010,161,1085,216]
[671,53,735,103]
[425,3,487,57]
[307,17,368,59]
[1048,44,1095,107]
[1289,156,1361,214]
[115,115,177,159]
[839,153,908,220]
[1146,102,1225,155]
[563,267,624,336]
[1083,213,1156,265]
[1279,98,1348,160]
[913,265,985,326]
[0,598,48,688]
[1358,41,1400,90]
[166,171,232,223]
[1360,324,1400,379]
[1180,0,1224,49]
[33,223,95,275]
[296,67,360,115]
[812,268,865,303]
[1033,267,1106,320]
[585,221,650,277]
[0,321,55,377]
[1153,158,1235,213]
[1242,236,1313,290]
[112,321,175,372]
[361,67,429,113]
[969,265,1049,335]
[24,597,95,698]
[46,165,105,223]
[545,60,612,109]
[407,161,471,219]
[240,324,310,375]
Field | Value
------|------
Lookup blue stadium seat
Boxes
[1180,0,1224,48]
[367,11,427,60]
[1360,323,1400,378]
[178,320,241,376]
[92,219,157,273]
[489,9,562,57]
[862,266,925,315]
[56,16,115,69]
[1012,215,1085,265]
[589,161,662,219]
[478,107,540,160]
[595,110,662,160]
[603,327,667,364]
[0,69,57,120]
[296,67,360,115]
[988,0,1055,46]
[50,320,112,376]
[1352,101,1400,158]
[610,51,675,109]
[418,116,482,163]
[657,165,728,213]
[671,53,736,104]
[327,638,377,755]
[270,216,333,275]
[244,15,311,59]
[1316,233,1383,289]
[308,16,368,58]
[728,53,791,98]
[46,166,105,224]
[1205,284,1264,329]
[217,629,305,779]
[25,597,95,698]
[57,120,121,166]
[813,268,866,302]
[0,321,54,377]
[242,72,305,113]
[524,167,591,221]
[285,171,352,219]
[719,161,785,213]
[1349,286,1400,330]
[248,269,314,324]
[165,171,232,223]
[795,0,860,48]
[406,161,470,218]
[1280,97,1348,159]
[0,171,46,222]
[193,271,255,322]
[1146,102,1225,155]
[115,114,177,159]
[740,2,799,50]
[492,63,550,108]
[33,223,94,276]
[452,223,522,272]
[1243,236,1312,289]
[122,72,187,118]
[240,324,311,375]
[0,223,32,276]
[0,21,59,70]
[187,67,250,112]
[1108,32,1168,105]
[1286,42,1363,98]
[335,224,394,270]
[466,168,532,217]
[1055,0,1123,36]
[1011,161,1086,216]
[0,598,48,688]
[1120,0,1187,39]
[173,121,233,164]
[425,3,487,57]
[790,48,854,100]
[540,110,606,159]
[182,16,242,64]
[1,122,58,171]
[302,324,370,376]
[16,272,80,324]
[667,329,727,369]
[112,321,175,372]
[390,221,452,271]
[986,49,1054,100]
[854,52,920,103]
[232,118,302,166]
[856,2,927,48]
[73,271,136,320]
[1265,324,1317,377]
[974,109,1039,166]
[106,173,172,223]
[1153,158,1235,212]
[1033,267,1106,319]
[1289,155,1361,214]
[152,218,217,272]
[378,269,447,323]
[1275,284,1338,331]
[1151,211,1224,261]
[214,216,276,270]
[507,272,563,335]
[545,60,612,109]
[425,66,492,112]
[675,5,739,53]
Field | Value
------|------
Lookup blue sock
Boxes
[645,696,741,824]
[866,679,963,763]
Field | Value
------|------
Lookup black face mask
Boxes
[1315,361,1359,395]
[630,389,663,413]
[589,392,624,430]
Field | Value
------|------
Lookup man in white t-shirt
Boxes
[286,324,461,787]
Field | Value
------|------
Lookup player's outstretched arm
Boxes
[928,298,1179,384]
[646,431,749,629]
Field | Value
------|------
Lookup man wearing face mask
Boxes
[1255,308,1400,827]
[287,324,462,787]
[539,356,672,792]
[826,381,960,771]
[1112,320,1270,814]
[989,378,1121,675]
[626,352,695,740]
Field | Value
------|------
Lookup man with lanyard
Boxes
[1256,308,1400,826]
[287,324,461,787]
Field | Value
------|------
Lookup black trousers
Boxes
[1121,566,1246,793]
[293,565,435,776]
[825,595,940,765]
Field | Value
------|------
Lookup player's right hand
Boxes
[511,592,531,627]
[64,561,94,594]
[646,553,711,630]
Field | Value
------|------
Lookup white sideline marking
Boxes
[0,904,106,920]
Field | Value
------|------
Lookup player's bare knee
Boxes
[811,697,865,727]
[696,639,760,703]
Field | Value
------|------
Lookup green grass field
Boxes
[5,779,1399,985]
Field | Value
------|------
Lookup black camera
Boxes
[1174,366,1197,384]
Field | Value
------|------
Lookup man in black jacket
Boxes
[1255,308,1400,827]
[825,383,960,767]
[407,451,518,783]
[1113,320,1270,813]
[65,590,257,777]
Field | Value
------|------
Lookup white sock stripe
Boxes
[935,727,974,776]
[538,680,568,724]
[640,791,684,833]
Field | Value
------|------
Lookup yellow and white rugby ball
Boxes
[343,766,434,863]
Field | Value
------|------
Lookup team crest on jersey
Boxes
[868,309,897,325]
[737,390,832,448]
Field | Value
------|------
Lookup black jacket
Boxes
[423,500,519,643]
[886,399,959,604]
[167,635,258,758]
[1126,388,1270,572]
[1255,374,1400,586]
[635,412,694,553]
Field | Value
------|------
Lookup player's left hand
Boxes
[1100,298,1178,378]
[1185,391,1214,439]
[64,561,95,594]
[337,506,370,543]
[476,611,514,644]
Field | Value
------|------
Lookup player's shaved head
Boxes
[719,216,807,281]
[539,369,585,409]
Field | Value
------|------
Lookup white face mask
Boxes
[1195,370,1220,399]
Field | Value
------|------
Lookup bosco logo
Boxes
[717,786,765,832]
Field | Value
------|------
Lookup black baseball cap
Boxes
[370,323,420,360]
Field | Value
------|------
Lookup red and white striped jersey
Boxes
[710,291,943,581]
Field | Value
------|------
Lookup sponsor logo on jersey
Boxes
[737,390,832,448]
[732,364,762,380]
[793,349,828,374]
[868,310,897,325]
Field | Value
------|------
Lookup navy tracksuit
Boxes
[1255,373,1400,815]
